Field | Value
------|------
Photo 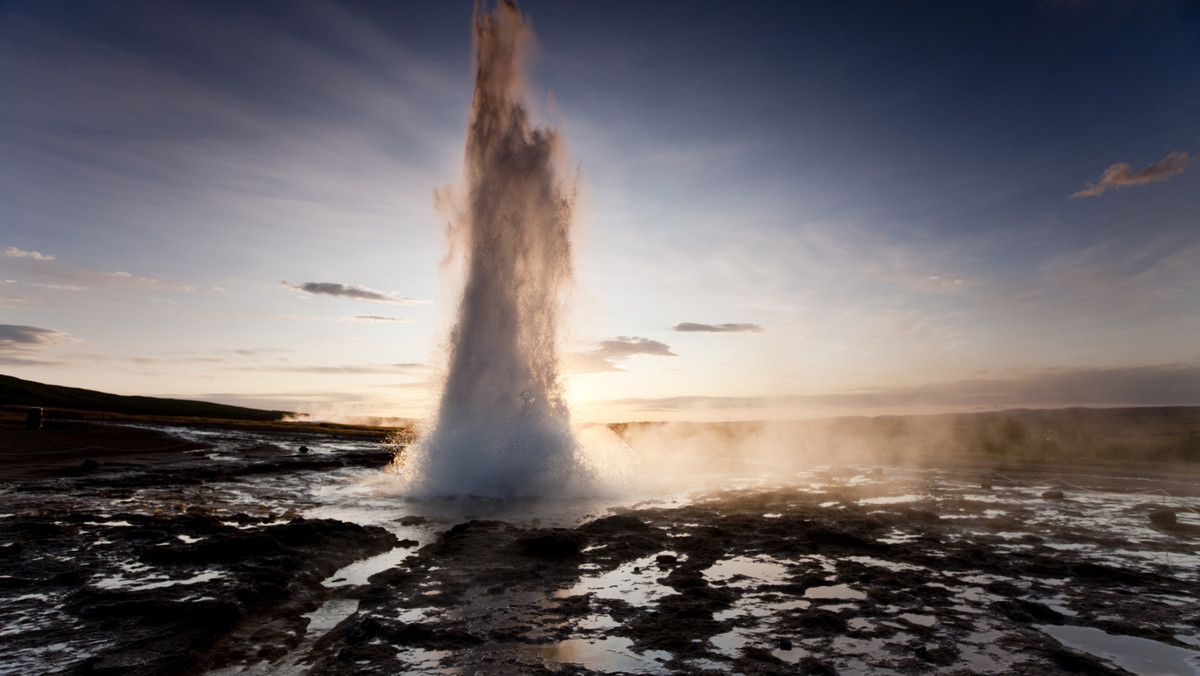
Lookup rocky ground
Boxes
[307,483,1200,675]
[1,424,1199,675]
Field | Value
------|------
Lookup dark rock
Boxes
[580,515,651,533]
[1069,561,1141,585]
[515,530,587,559]
[914,643,959,665]
[200,533,281,560]
[1149,509,1177,526]
[1042,490,1065,500]
[902,508,940,522]
[1038,643,1128,676]
[51,570,87,586]
[345,616,386,644]
[655,554,678,567]
[798,655,838,675]
[795,610,848,636]
[989,599,1064,624]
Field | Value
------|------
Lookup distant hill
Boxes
[0,374,290,421]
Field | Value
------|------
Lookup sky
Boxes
[2,0,1198,423]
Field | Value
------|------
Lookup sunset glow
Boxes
[2,1,1197,422]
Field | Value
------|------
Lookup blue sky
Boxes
[2,1,1198,422]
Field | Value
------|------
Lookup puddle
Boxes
[899,613,938,627]
[323,546,414,588]
[844,555,925,572]
[526,636,669,673]
[705,555,790,587]
[556,553,675,606]
[94,569,220,591]
[1041,624,1200,675]
[804,583,867,601]
[859,494,924,505]
[304,598,360,635]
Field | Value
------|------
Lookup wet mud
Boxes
[1,425,1199,674]
[310,484,1200,675]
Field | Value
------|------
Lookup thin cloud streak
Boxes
[283,281,421,304]
[1071,151,1193,198]
[2,256,193,292]
[347,315,409,323]
[674,322,764,333]
[601,363,1200,412]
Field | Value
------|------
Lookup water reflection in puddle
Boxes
[1041,624,1200,675]
[804,583,867,601]
[556,553,675,606]
[705,555,790,587]
[526,636,669,673]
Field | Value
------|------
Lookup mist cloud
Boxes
[1071,151,1192,198]
[596,337,677,359]
[565,336,677,374]
[674,322,764,333]
[283,281,419,304]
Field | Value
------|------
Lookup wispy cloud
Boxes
[2,255,192,292]
[1071,150,1193,198]
[283,281,421,304]
[602,363,1200,412]
[232,362,427,375]
[565,336,677,374]
[4,247,56,261]
[674,322,764,333]
[0,324,77,364]
[346,315,409,323]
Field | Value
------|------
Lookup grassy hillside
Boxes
[0,374,290,421]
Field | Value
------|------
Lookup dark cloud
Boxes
[0,324,75,364]
[283,282,418,304]
[603,363,1200,411]
[565,336,677,374]
[0,324,72,350]
[1071,151,1193,198]
[674,322,764,334]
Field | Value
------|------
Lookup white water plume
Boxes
[394,2,593,498]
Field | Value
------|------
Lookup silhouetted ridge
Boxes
[0,374,289,421]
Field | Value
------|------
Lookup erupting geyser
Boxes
[395,2,591,497]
